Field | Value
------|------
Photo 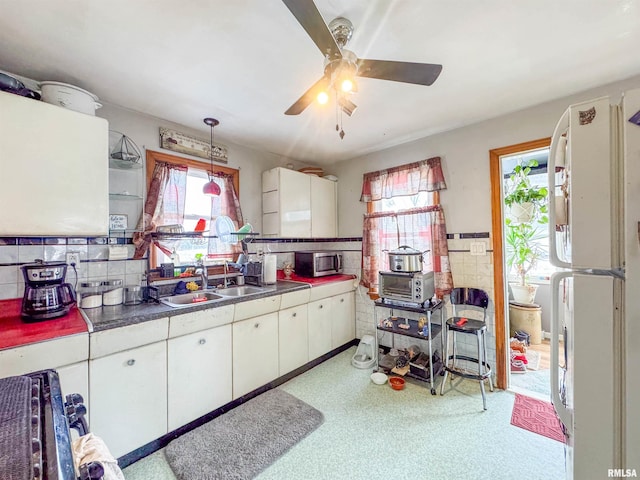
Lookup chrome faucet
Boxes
[223,260,229,288]
[197,265,208,290]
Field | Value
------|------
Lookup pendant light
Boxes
[203,117,221,196]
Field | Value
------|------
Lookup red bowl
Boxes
[389,376,405,390]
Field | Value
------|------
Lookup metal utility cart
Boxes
[374,298,444,395]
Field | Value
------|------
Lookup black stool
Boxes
[440,287,494,410]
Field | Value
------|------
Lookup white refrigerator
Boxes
[548,89,640,479]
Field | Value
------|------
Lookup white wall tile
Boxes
[18,245,44,263]
[0,246,18,264]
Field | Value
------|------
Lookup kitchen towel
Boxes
[165,388,324,480]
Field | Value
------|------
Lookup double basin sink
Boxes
[161,285,273,308]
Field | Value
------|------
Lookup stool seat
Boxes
[446,317,487,334]
[440,287,494,410]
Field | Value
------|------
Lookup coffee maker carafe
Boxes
[21,260,76,322]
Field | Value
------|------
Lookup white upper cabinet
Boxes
[262,167,336,238]
[0,92,109,236]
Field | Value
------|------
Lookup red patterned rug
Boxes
[510,394,566,443]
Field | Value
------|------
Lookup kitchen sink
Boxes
[216,286,268,297]
[160,291,224,308]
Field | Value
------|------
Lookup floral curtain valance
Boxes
[360,156,446,202]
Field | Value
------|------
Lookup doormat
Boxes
[165,389,324,480]
[510,394,565,443]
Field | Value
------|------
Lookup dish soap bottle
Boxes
[170,248,181,276]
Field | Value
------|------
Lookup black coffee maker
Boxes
[21,260,76,322]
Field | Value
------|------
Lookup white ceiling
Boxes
[1,1,639,164]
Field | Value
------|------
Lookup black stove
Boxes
[0,370,101,480]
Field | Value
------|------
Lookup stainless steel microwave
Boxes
[379,270,434,304]
[294,251,343,277]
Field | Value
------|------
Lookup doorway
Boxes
[489,138,553,395]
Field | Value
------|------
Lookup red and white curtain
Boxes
[360,157,453,297]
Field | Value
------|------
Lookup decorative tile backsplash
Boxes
[0,236,145,300]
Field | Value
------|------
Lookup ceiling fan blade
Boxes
[282,0,342,59]
[356,59,442,86]
[285,76,330,115]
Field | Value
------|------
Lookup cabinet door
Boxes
[279,304,309,376]
[279,169,311,237]
[167,324,232,431]
[232,312,279,399]
[310,176,337,237]
[308,298,332,360]
[89,341,167,458]
[331,292,355,348]
[0,91,109,236]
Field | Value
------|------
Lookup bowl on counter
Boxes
[370,372,388,385]
[389,376,406,390]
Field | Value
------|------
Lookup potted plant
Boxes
[504,159,548,304]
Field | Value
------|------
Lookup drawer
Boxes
[0,333,89,377]
[169,304,234,338]
[233,295,281,322]
[308,280,356,301]
[280,288,311,309]
[90,318,169,359]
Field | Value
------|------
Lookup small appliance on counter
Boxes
[21,260,76,322]
[244,261,263,286]
[378,270,434,306]
[294,251,343,277]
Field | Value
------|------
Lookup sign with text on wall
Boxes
[159,127,228,164]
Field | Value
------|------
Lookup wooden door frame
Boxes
[489,137,550,390]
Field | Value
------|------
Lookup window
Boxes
[360,157,453,297]
[134,150,241,267]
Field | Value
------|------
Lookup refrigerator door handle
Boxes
[548,108,571,269]
[550,270,573,434]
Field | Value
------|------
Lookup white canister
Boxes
[102,279,124,306]
[263,254,277,285]
[40,81,102,115]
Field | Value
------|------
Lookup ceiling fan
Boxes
[282,0,443,118]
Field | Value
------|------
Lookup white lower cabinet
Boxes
[278,304,309,376]
[89,341,167,458]
[232,312,279,399]
[308,291,356,360]
[167,324,232,431]
[331,292,355,348]
[308,298,333,360]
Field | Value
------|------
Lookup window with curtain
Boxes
[360,156,454,297]
[133,150,242,266]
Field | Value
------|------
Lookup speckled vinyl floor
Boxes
[122,347,565,480]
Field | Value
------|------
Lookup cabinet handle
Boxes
[254,323,260,328]
[199,338,206,345]
[319,304,323,309]
[126,359,135,366]
[292,312,297,317]
[340,298,344,302]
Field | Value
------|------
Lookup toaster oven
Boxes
[379,270,434,305]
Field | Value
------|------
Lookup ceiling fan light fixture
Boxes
[317,90,329,104]
[340,78,354,93]
[203,117,221,196]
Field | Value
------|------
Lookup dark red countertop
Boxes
[0,298,89,350]
[276,271,357,286]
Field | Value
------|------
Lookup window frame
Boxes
[365,190,439,299]
[145,149,240,268]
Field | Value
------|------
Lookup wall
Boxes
[98,103,303,231]
[328,74,640,375]
[0,102,303,300]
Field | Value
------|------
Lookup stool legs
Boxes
[440,325,492,410]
